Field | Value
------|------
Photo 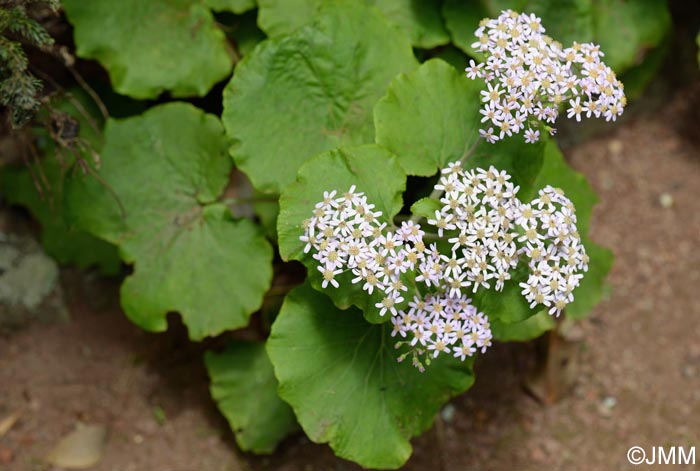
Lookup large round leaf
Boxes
[205,341,296,454]
[277,144,406,319]
[63,0,232,99]
[267,283,475,469]
[222,0,417,194]
[258,0,449,48]
[66,103,273,340]
[374,59,483,176]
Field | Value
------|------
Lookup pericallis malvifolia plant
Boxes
[301,9,622,371]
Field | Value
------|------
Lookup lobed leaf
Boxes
[258,0,449,48]
[222,0,417,194]
[66,103,273,340]
[62,0,232,99]
[267,283,475,469]
[374,59,483,176]
[205,341,296,453]
[491,309,555,341]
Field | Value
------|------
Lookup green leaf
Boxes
[592,0,671,73]
[618,36,669,101]
[205,341,296,454]
[442,0,594,60]
[471,264,538,324]
[65,103,273,340]
[373,0,450,48]
[0,95,120,274]
[258,0,449,48]
[374,59,483,176]
[410,197,442,220]
[252,192,280,242]
[491,309,555,341]
[0,162,121,275]
[441,0,493,61]
[468,137,548,201]
[204,0,256,14]
[222,0,417,194]
[430,45,470,72]
[267,283,475,469]
[374,56,547,190]
[442,0,670,73]
[63,0,232,99]
[256,0,317,36]
[277,144,406,319]
[566,239,612,319]
[531,141,595,238]
[229,11,266,57]
[530,140,613,319]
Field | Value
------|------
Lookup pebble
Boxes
[602,396,617,409]
[682,365,695,378]
[440,403,456,423]
[659,193,674,208]
[598,396,617,417]
[608,139,624,156]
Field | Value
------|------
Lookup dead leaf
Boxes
[45,423,108,469]
[0,412,20,437]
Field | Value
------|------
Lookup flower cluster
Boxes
[300,182,495,369]
[425,163,520,296]
[391,293,492,372]
[300,167,588,369]
[300,185,427,316]
[515,186,589,316]
[466,10,626,143]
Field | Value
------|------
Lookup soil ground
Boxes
[1,84,699,471]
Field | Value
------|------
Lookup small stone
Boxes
[599,396,617,417]
[682,365,695,378]
[45,424,108,469]
[133,434,144,444]
[659,193,673,208]
[440,403,456,423]
[602,396,617,409]
[607,139,623,156]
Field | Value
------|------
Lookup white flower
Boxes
[394,293,492,369]
[467,10,626,143]
[524,128,540,143]
[318,265,342,288]
[479,127,499,143]
[465,59,484,79]
[515,186,587,316]
[302,166,587,371]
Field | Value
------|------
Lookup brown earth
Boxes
[1,82,699,471]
